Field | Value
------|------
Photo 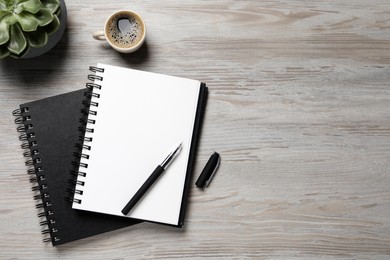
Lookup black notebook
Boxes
[71,64,208,227]
[13,89,140,246]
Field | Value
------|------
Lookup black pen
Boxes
[121,143,183,215]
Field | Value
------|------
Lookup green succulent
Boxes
[0,0,61,59]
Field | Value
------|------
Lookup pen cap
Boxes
[195,152,220,188]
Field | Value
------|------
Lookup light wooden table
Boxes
[1,0,390,258]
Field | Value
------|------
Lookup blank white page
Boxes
[73,63,201,226]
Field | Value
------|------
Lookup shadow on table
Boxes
[53,221,186,251]
[115,40,150,67]
[0,28,70,87]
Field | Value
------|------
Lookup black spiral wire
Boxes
[12,107,59,244]
[65,66,103,205]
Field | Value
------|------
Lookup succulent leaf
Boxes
[41,0,59,14]
[2,0,16,12]
[15,0,33,3]
[34,8,53,26]
[25,25,47,47]
[2,11,17,25]
[54,5,60,16]
[13,0,42,14]
[0,10,12,44]
[0,0,11,8]
[14,12,39,31]
[7,23,26,54]
[9,42,29,58]
[0,2,7,10]
[0,10,11,19]
[43,13,58,35]
[0,0,62,58]
[0,17,10,44]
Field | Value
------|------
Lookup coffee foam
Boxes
[106,13,144,48]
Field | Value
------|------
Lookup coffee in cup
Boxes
[93,10,146,53]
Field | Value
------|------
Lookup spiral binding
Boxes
[65,66,103,205]
[12,107,59,244]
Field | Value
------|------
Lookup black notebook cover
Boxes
[13,89,140,246]
[178,82,208,226]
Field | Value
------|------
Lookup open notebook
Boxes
[72,64,208,227]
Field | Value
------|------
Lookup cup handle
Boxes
[93,30,106,41]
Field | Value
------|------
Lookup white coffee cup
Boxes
[93,10,146,53]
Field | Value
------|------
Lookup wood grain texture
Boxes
[1,0,390,258]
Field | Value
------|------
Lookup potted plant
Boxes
[0,0,67,59]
